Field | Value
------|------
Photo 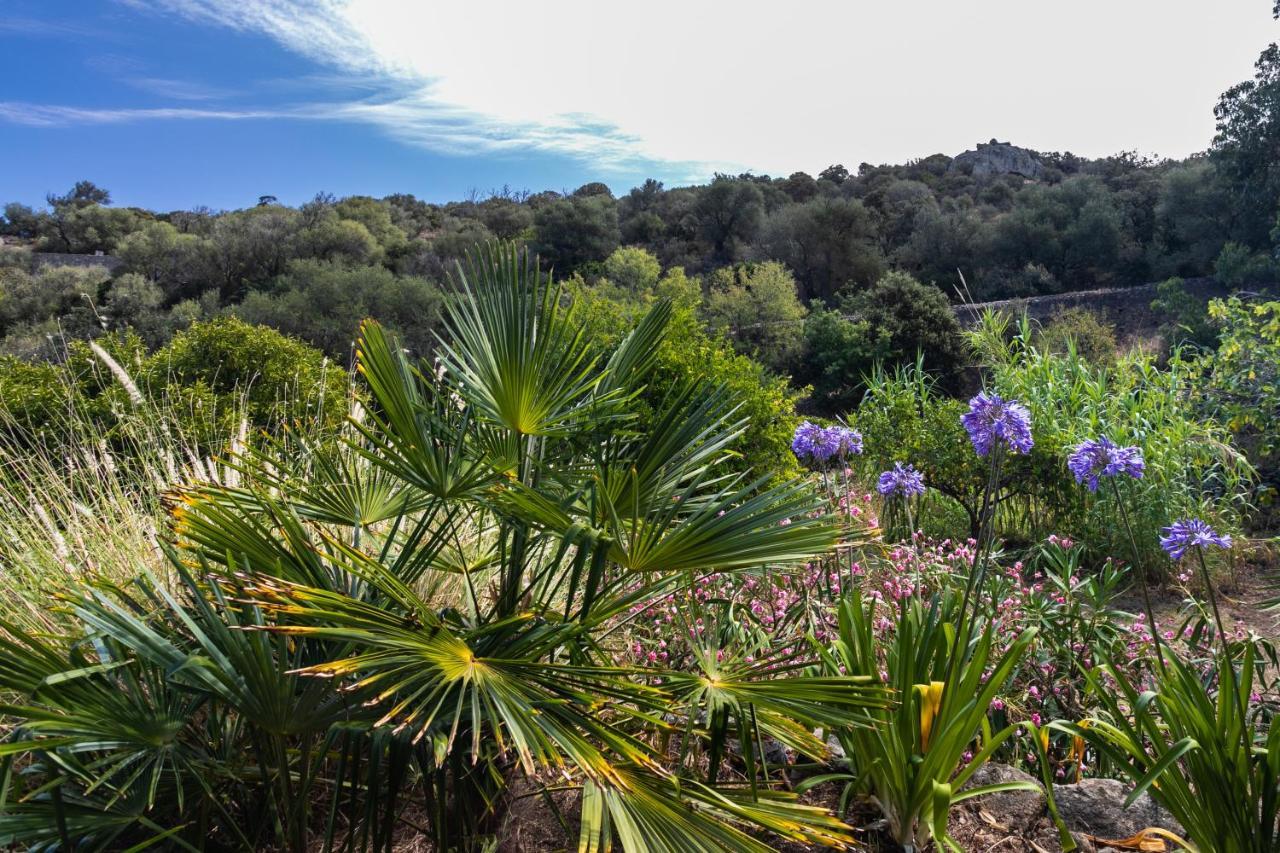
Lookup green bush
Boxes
[576,285,801,481]
[800,272,968,415]
[973,311,1254,572]
[0,319,349,455]
[140,317,349,446]
[1035,306,1118,365]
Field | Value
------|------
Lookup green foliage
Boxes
[1214,240,1278,288]
[799,272,967,415]
[703,261,807,374]
[1151,160,1233,278]
[1201,297,1280,452]
[576,288,801,483]
[140,317,348,446]
[1197,297,1280,510]
[602,245,662,297]
[0,243,882,851]
[759,197,883,302]
[1212,42,1280,249]
[1057,646,1278,852]
[0,264,107,354]
[1151,276,1219,350]
[1035,307,1119,365]
[0,319,347,454]
[237,259,444,357]
[798,305,886,414]
[842,271,968,390]
[973,311,1254,572]
[812,592,1036,850]
[987,176,1136,293]
[532,193,620,273]
[115,220,212,301]
[693,175,763,264]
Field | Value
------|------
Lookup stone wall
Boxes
[30,252,123,274]
[952,277,1235,340]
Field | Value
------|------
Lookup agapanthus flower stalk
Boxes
[791,421,862,467]
[877,463,926,498]
[961,392,1033,457]
[1068,436,1145,492]
[1160,518,1232,561]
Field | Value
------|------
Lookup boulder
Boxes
[964,763,1046,836]
[1053,777,1182,840]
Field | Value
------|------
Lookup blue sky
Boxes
[2,1,1275,212]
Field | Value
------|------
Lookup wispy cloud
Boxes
[124,76,236,101]
[45,0,1280,174]
[0,94,702,175]
[115,0,725,175]
[0,102,286,127]
[0,17,104,38]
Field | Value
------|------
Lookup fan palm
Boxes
[0,242,885,851]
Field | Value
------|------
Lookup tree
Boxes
[703,261,807,374]
[205,206,302,300]
[602,245,661,296]
[1,203,40,239]
[117,220,213,301]
[294,216,383,266]
[531,194,619,273]
[1151,160,1233,278]
[819,164,849,185]
[333,196,410,256]
[841,271,968,391]
[47,180,111,209]
[237,259,442,358]
[0,264,108,342]
[692,175,763,263]
[1212,43,1280,248]
[37,202,139,254]
[797,305,886,414]
[476,197,533,241]
[758,197,883,303]
[780,172,820,203]
[103,272,171,347]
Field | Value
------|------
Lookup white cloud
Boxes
[0,102,286,127]
[77,1,1280,176]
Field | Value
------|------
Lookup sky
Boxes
[1,0,1276,212]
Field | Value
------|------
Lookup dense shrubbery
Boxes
[849,314,1253,573]
[0,317,347,451]
[0,244,1276,852]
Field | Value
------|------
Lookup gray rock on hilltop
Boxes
[949,138,1045,179]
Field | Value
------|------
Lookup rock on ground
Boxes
[1052,777,1182,841]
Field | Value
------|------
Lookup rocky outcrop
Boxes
[950,139,1045,179]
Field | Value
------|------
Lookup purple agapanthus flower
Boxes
[791,421,828,460]
[1160,518,1232,561]
[960,392,1034,456]
[1067,436,1146,492]
[830,425,863,458]
[791,421,862,466]
[877,462,926,498]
